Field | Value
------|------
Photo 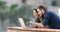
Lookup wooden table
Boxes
[6,27,60,32]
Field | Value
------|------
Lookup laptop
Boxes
[18,18,36,28]
[18,18,26,27]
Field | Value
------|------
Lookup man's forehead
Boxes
[37,9,40,12]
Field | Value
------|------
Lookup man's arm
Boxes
[35,23,44,28]
[42,14,49,26]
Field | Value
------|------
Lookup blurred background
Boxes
[0,0,60,32]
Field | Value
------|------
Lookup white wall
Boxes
[58,8,60,17]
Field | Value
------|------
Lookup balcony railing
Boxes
[6,26,60,32]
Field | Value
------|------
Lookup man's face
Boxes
[37,8,43,17]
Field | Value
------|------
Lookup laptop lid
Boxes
[18,18,26,27]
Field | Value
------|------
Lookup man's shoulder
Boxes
[46,10,54,14]
[45,10,57,17]
[44,10,54,17]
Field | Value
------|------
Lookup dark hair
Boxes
[38,5,46,11]
[33,8,38,13]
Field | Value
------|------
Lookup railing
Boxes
[6,27,60,32]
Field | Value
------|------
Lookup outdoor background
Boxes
[0,0,60,32]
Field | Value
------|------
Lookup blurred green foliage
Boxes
[0,0,32,26]
[0,1,5,6]
[0,1,19,26]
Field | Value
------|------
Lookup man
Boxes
[30,5,60,29]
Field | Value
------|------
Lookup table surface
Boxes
[6,27,60,32]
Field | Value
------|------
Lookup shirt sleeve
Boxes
[42,14,49,26]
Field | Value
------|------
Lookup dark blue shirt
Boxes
[42,10,60,29]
